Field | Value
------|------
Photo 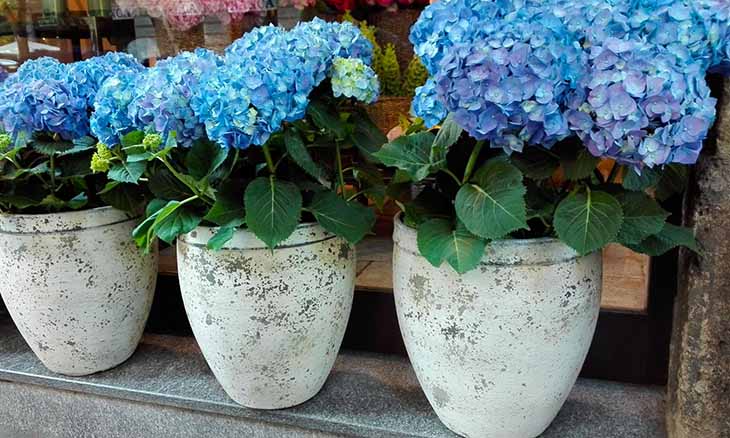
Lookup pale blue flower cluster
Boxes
[410,0,730,168]
[331,57,379,104]
[194,19,376,149]
[90,71,141,146]
[127,48,222,147]
[67,52,144,107]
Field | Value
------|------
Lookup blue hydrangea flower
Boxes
[566,39,716,167]
[0,78,89,142]
[411,77,448,128]
[67,52,143,107]
[428,9,586,153]
[128,48,222,147]
[90,71,141,146]
[331,57,379,104]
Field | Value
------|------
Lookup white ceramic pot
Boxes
[393,218,602,438]
[177,224,355,409]
[0,207,158,376]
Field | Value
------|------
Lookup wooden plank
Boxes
[158,237,651,312]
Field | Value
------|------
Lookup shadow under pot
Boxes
[176,223,355,409]
[0,207,158,376]
[392,216,602,438]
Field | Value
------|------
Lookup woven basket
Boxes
[366,96,412,135]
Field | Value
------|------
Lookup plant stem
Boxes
[347,191,365,202]
[335,141,346,199]
[462,140,484,184]
[220,148,239,182]
[49,154,56,192]
[262,143,276,175]
[157,156,213,205]
[441,168,462,186]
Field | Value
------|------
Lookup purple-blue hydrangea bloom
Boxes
[128,48,222,147]
[566,39,716,167]
[0,78,89,142]
[428,9,587,153]
[90,71,141,146]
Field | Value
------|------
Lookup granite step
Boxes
[0,318,666,438]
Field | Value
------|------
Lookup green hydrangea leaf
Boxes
[244,176,302,249]
[432,113,462,160]
[628,223,698,256]
[373,131,440,181]
[554,189,623,255]
[154,204,202,244]
[308,99,348,140]
[120,131,145,148]
[99,182,146,215]
[206,226,236,251]
[417,218,486,274]
[308,190,375,244]
[349,111,387,162]
[615,192,669,245]
[284,128,327,180]
[561,149,600,180]
[185,140,229,180]
[656,164,689,201]
[204,181,245,227]
[455,158,527,240]
[623,166,660,191]
[511,147,560,180]
[108,161,146,184]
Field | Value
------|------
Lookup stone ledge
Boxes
[0,318,666,437]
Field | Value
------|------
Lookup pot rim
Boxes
[393,213,585,266]
[0,206,137,234]
[179,222,339,251]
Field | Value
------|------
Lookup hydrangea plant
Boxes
[91,19,385,252]
[376,0,724,273]
[0,54,146,213]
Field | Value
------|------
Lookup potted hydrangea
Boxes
[375,0,728,436]
[90,19,384,408]
[0,54,158,376]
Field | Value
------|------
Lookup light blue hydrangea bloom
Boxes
[128,48,222,147]
[90,71,141,146]
[67,52,144,107]
[331,57,379,104]
[411,77,448,128]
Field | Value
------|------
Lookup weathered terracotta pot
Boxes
[392,218,602,438]
[177,224,355,409]
[0,207,158,376]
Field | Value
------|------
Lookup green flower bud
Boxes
[143,133,163,150]
[90,143,112,173]
[0,132,11,150]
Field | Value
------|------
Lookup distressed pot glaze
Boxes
[0,207,158,376]
[393,218,602,438]
[177,224,355,409]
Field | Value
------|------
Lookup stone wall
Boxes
[667,78,730,438]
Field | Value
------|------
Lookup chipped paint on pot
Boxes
[0,207,158,376]
[392,218,602,438]
[177,224,355,409]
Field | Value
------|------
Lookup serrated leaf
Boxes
[511,147,560,180]
[31,140,73,155]
[204,181,245,227]
[108,161,146,184]
[244,176,302,249]
[309,190,375,244]
[373,131,440,181]
[455,158,527,240]
[207,226,236,250]
[284,129,327,180]
[432,113,462,159]
[121,131,144,147]
[562,149,600,180]
[67,192,88,210]
[185,140,228,180]
[656,164,689,201]
[554,189,623,255]
[623,166,660,191]
[100,182,146,214]
[133,199,180,251]
[627,223,698,256]
[615,192,669,245]
[308,99,348,139]
[57,137,96,156]
[154,205,202,244]
[57,154,93,178]
[350,111,387,162]
[417,218,486,274]
[402,186,452,227]
[149,169,194,200]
